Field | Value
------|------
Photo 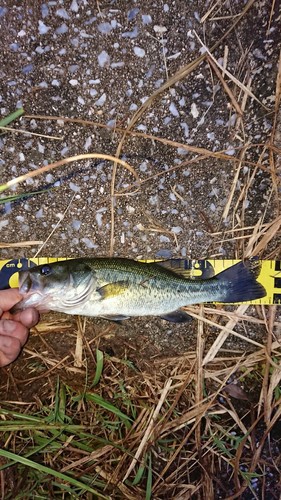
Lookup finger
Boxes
[13,308,40,328]
[3,308,40,328]
[0,335,22,367]
[0,289,22,313]
[0,319,29,347]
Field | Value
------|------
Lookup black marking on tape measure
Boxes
[166,259,215,279]
[274,277,281,288]
[273,293,281,304]
[273,261,281,303]
[0,258,36,290]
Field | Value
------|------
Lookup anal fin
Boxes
[101,314,130,323]
[160,310,192,323]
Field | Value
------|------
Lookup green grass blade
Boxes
[92,349,104,386]
[145,452,152,500]
[132,462,146,486]
[0,449,109,498]
[0,186,57,205]
[84,393,132,427]
[0,423,85,432]
[0,108,24,127]
[53,377,67,424]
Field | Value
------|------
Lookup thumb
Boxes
[0,289,23,312]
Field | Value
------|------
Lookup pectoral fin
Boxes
[97,281,129,299]
[160,310,192,323]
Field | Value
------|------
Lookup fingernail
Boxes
[3,320,17,333]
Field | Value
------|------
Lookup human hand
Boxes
[0,289,39,367]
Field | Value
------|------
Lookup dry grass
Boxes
[1,0,281,498]
[0,313,280,498]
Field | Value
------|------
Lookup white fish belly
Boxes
[69,285,223,317]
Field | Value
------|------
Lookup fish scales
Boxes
[13,257,266,322]
[85,258,226,316]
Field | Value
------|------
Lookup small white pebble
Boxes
[38,21,50,35]
[190,102,199,118]
[46,174,54,183]
[149,195,159,205]
[177,147,188,155]
[72,220,81,230]
[142,14,152,24]
[225,148,235,156]
[153,25,167,33]
[69,79,79,86]
[56,8,69,20]
[81,237,97,249]
[111,61,125,68]
[98,22,113,34]
[95,212,103,227]
[69,182,80,192]
[0,220,9,230]
[56,23,68,34]
[134,47,145,57]
[159,235,170,243]
[70,0,79,12]
[126,205,135,214]
[98,50,110,67]
[169,102,179,117]
[84,136,92,150]
[95,93,106,106]
[180,122,189,137]
[36,208,44,218]
[139,161,147,172]
[171,226,183,234]
[122,27,138,38]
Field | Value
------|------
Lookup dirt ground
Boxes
[0,1,281,498]
[0,0,280,355]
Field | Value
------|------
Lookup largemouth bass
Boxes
[14,258,266,323]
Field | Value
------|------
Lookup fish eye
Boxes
[40,265,52,276]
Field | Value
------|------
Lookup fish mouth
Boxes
[19,271,33,293]
[14,271,47,312]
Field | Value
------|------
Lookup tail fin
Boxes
[216,259,266,303]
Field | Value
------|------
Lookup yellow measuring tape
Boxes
[0,257,280,305]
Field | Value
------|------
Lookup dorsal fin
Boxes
[155,259,215,280]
